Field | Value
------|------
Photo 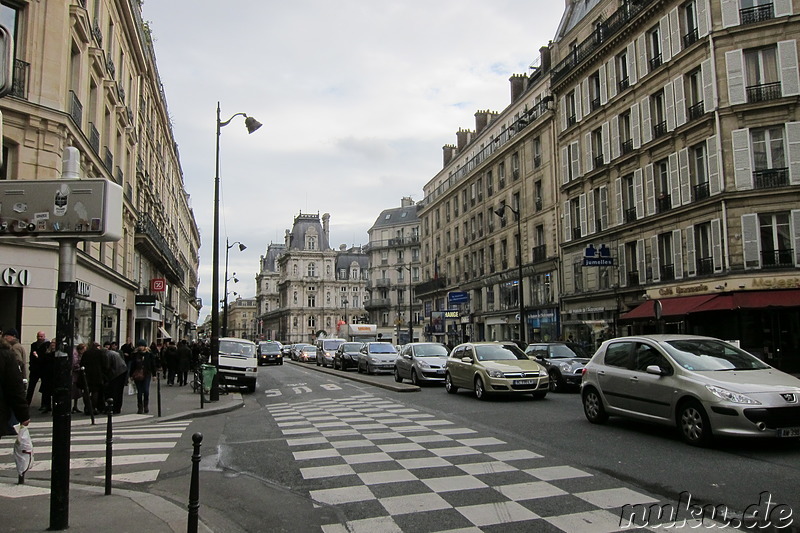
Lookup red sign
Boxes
[150,278,166,292]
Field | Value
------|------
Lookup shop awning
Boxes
[693,289,800,312]
[157,326,171,339]
[620,294,717,320]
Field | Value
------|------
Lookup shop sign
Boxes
[583,244,613,266]
[448,291,469,305]
[76,280,91,297]
[444,310,460,319]
[1,267,30,286]
[150,278,166,292]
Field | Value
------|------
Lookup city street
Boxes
[191,362,800,531]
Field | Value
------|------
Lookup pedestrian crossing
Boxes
[267,393,667,533]
[0,417,191,490]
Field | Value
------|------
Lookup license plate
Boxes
[436,369,445,375]
[778,427,800,438]
[513,379,536,385]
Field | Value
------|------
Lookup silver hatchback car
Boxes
[581,335,800,446]
[394,342,450,385]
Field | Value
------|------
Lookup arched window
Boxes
[307,263,316,277]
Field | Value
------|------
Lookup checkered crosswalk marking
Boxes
[0,420,191,485]
[267,393,659,533]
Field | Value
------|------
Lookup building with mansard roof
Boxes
[257,212,368,344]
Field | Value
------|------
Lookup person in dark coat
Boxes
[103,342,128,414]
[176,340,192,386]
[164,341,178,385]
[26,331,48,408]
[38,339,57,414]
[1,338,30,440]
[80,343,108,415]
[130,339,157,414]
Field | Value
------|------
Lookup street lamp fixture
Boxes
[211,103,261,401]
[223,239,246,337]
[494,201,526,346]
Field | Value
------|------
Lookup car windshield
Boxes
[475,344,527,361]
[323,340,345,350]
[550,343,588,358]
[260,342,280,350]
[369,343,397,354]
[663,339,771,371]
[343,343,362,352]
[415,344,449,357]
[300,345,315,352]
[220,340,255,356]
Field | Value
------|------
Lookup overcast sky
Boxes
[140,1,564,323]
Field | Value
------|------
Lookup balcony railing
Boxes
[103,146,113,172]
[532,244,547,263]
[657,194,672,213]
[593,154,605,169]
[653,121,668,139]
[747,82,782,103]
[660,264,675,281]
[533,155,542,168]
[621,138,634,155]
[573,227,582,240]
[697,257,714,275]
[135,213,185,283]
[628,270,640,286]
[551,0,659,83]
[683,28,699,47]
[624,207,637,223]
[591,97,601,111]
[754,168,789,189]
[693,182,710,201]
[68,90,83,127]
[649,54,663,72]
[688,101,704,121]
[11,59,29,99]
[89,123,100,154]
[567,114,577,127]
[741,3,774,25]
[761,248,793,268]
[618,77,630,92]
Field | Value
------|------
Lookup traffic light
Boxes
[0,24,13,97]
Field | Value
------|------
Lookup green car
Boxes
[445,342,549,400]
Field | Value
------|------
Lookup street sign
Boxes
[448,291,470,304]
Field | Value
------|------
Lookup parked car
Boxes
[581,335,800,446]
[217,337,258,393]
[257,341,283,366]
[357,342,398,374]
[297,344,316,363]
[280,343,293,357]
[316,338,346,367]
[289,343,308,361]
[445,342,548,400]
[394,342,450,385]
[525,342,590,392]
[333,342,363,371]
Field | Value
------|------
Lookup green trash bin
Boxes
[200,364,217,394]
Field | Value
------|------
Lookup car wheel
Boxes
[394,367,403,383]
[548,369,564,392]
[445,373,458,394]
[532,391,547,400]
[411,370,420,386]
[367,363,374,375]
[582,387,608,424]
[678,400,713,446]
[474,377,488,400]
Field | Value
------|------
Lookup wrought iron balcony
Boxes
[628,270,640,286]
[69,90,83,127]
[89,123,100,154]
[532,244,547,263]
[593,154,605,169]
[649,54,663,72]
[618,77,630,92]
[693,182,710,201]
[624,207,637,223]
[741,3,774,25]
[761,248,793,268]
[135,213,185,284]
[747,82,782,103]
[754,168,789,189]
[660,264,675,281]
[688,101,704,121]
[653,121,668,139]
[621,138,634,155]
[697,257,714,275]
[657,194,672,213]
[11,59,29,99]
[683,28,699,47]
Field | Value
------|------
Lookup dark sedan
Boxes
[525,342,590,392]
[333,342,363,371]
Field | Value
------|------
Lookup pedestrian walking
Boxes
[1,337,30,447]
[130,339,157,414]
[177,340,192,386]
[71,344,86,413]
[25,331,48,407]
[2,329,27,380]
[120,337,134,374]
[81,343,108,415]
[103,342,128,414]
[38,339,57,414]
[164,340,178,385]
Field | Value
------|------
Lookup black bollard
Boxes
[187,432,203,533]
[80,366,95,425]
[199,369,204,410]
[104,398,114,495]
[157,370,162,417]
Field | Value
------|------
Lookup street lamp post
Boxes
[223,239,245,337]
[211,103,261,401]
[494,202,526,346]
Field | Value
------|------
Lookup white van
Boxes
[218,337,258,393]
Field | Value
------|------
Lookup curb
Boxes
[156,393,245,423]
[287,359,421,392]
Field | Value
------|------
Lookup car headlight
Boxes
[487,369,505,378]
[417,360,431,369]
[706,385,761,405]
[556,362,572,372]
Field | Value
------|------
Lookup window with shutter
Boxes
[673,229,684,279]
[732,128,754,190]
[686,225,696,277]
[741,213,761,269]
[777,40,800,97]
[725,50,746,105]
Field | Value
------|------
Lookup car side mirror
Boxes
[645,364,666,376]
[461,356,473,364]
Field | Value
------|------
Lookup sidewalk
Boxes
[0,376,244,532]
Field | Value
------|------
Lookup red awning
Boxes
[621,290,800,320]
[620,294,718,319]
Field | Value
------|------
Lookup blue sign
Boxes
[448,291,470,304]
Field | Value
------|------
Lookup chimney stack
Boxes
[456,128,473,152]
[510,74,528,103]
[322,213,330,245]
[401,196,413,207]
[443,144,457,167]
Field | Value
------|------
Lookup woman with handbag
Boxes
[130,339,156,414]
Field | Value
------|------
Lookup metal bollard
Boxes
[104,398,114,495]
[199,369,204,409]
[80,366,95,425]
[187,432,203,533]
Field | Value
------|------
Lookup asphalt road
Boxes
[183,361,800,531]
